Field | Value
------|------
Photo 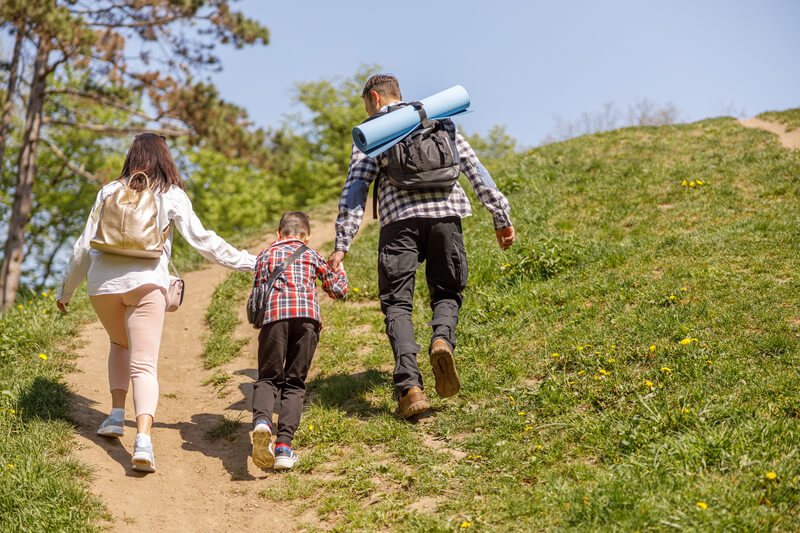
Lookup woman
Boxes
[56,133,256,473]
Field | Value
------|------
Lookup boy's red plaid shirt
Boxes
[253,238,348,326]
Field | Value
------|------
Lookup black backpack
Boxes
[369,102,460,217]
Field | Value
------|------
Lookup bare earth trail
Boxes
[67,206,346,532]
[739,117,800,150]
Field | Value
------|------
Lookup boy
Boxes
[251,211,348,470]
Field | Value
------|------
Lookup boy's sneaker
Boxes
[252,420,275,469]
[131,441,156,473]
[274,445,298,471]
[96,414,124,438]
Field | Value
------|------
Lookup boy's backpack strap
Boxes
[265,244,309,294]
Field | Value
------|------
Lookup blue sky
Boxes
[208,0,800,147]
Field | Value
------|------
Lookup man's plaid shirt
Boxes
[254,238,348,327]
[334,111,512,252]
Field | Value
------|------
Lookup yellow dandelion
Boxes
[696,501,707,510]
[706,360,713,364]
[17,304,22,309]
[766,471,777,480]
[576,346,584,351]
[578,370,585,375]
[308,424,314,431]
[460,522,472,529]
[518,411,525,415]
[681,180,687,186]
[611,344,616,349]
[6,464,14,469]
[645,380,654,387]
[681,287,688,292]
[568,381,575,385]
[669,295,676,300]
[352,287,359,292]
[524,426,534,431]
[42,291,48,297]
[536,445,543,450]
[598,368,609,375]
[689,181,696,187]
[680,408,690,413]
[679,338,694,345]
[38,353,47,361]
[594,376,601,380]
[649,345,656,352]
[697,180,704,185]
[608,358,615,363]
[552,352,559,358]
[661,367,672,373]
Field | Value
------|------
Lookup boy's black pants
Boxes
[252,317,319,446]
[378,216,468,396]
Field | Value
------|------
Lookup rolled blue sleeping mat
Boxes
[353,85,470,157]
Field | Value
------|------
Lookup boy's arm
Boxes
[454,130,515,249]
[316,254,348,300]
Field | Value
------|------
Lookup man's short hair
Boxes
[278,211,311,238]
[362,74,402,101]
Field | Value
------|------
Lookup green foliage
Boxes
[463,124,518,162]
[270,64,378,206]
[0,290,106,531]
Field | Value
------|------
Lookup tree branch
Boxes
[43,139,104,184]
[46,87,166,123]
[42,118,189,137]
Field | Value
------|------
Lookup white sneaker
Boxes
[252,420,274,469]
[132,441,156,473]
[274,446,298,470]
[96,415,124,438]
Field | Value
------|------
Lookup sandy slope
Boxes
[739,117,800,150]
[67,206,344,532]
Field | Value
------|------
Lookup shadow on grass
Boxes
[18,376,72,421]
[306,369,391,418]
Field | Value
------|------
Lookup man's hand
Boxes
[496,226,515,250]
[327,250,347,271]
[56,301,68,313]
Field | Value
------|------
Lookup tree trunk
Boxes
[0,25,24,188]
[0,40,49,309]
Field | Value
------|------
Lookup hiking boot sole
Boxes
[252,430,275,469]
[430,346,461,398]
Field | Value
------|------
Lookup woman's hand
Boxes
[56,301,68,313]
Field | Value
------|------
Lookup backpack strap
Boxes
[262,244,309,298]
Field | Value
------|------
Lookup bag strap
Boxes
[263,244,309,297]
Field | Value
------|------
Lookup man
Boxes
[328,74,515,419]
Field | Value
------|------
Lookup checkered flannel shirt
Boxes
[334,111,512,252]
[254,238,348,327]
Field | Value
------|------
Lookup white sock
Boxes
[110,408,124,420]
[135,433,152,447]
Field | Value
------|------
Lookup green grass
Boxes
[202,271,252,368]
[0,290,107,531]
[758,107,800,131]
[255,111,800,531]
[206,414,242,441]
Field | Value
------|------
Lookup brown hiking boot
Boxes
[430,339,461,398]
[394,386,430,419]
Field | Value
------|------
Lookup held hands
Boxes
[496,226,515,250]
[327,250,347,272]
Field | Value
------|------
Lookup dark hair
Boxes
[361,74,402,101]
[118,133,186,192]
[278,211,310,239]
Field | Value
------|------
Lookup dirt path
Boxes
[739,117,800,150]
[67,205,346,532]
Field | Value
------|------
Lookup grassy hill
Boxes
[264,111,800,531]
[2,110,799,531]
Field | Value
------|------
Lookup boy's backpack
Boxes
[90,171,170,259]
[247,244,310,328]
[369,102,461,218]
